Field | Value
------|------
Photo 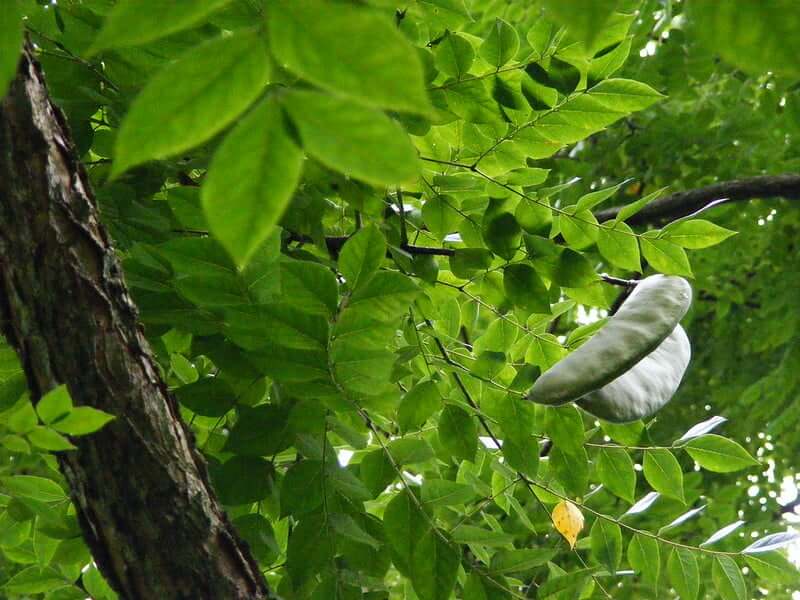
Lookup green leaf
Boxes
[550,445,588,496]
[662,219,737,249]
[286,513,336,586]
[516,199,553,235]
[226,404,292,456]
[435,32,474,79]
[225,304,329,352]
[82,565,116,600]
[575,180,630,213]
[1,434,29,454]
[544,405,584,456]
[384,490,431,575]
[359,449,395,498]
[643,449,684,503]
[89,0,231,53]
[590,519,622,575]
[684,434,759,473]
[423,196,462,241]
[484,212,522,260]
[36,385,73,426]
[744,551,800,584]
[413,255,438,286]
[463,572,489,600]
[445,78,503,124]
[475,319,518,354]
[347,271,420,321]
[398,381,441,432]
[613,188,666,224]
[387,438,435,465]
[586,78,665,112]
[339,225,386,290]
[281,259,339,316]
[490,548,557,574]
[418,0,473,29]
[596,447,635,503]
[598,221,641,271]
[409,529,460,600]
[0,372,27,412]
[525,333,567,369]
[421,479,476,506]
[0,476,66,502]
[479,18,520,68]
[3,566,68,595]
[269,0,430,113]
[282,89,418,186]
[601,420,644,446]
[0,0,23,97]
[214,456,274,505]
[668,547,699,600]
[280,460,323,517]
[552,249,598,287]
[44,585,87,600]
[174,378,237,418]
[449,248,493,278]
[26,427,76,452]
[328,463,373,501]
[526,18,555,60]
[203,98,303,267]
[628,533,660,585]
[689,1,800,77]
[640,233,693,277]
[540,0,618,47]
[438,404,477,463]
[559,209,599,250]
[451,525,516,547]
[50,407,115,436]
[713,556,747,600]
[527,57,581,96]
[112,31,270,176]
[503,264,550,313]
[232,513,279,565]
[537,568,595,599]
[8,399,37,434]
[329,513,380,549]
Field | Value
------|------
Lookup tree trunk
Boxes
[0,43,272,600]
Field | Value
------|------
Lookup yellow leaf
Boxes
[552,500,584,549]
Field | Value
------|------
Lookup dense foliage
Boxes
[1,0,799,598]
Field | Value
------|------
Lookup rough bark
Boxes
[594,174,800,225]
[0,44,272,600]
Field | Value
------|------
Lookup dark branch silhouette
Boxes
[594,175,800,225]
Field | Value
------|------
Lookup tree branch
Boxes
[290,234,457,257]
[594,174,800,225]
[0,42,272,600]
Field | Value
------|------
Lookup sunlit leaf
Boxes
[112,31,270,176]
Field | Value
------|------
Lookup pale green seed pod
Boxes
[527,274,692,406]
[576,324,691,422]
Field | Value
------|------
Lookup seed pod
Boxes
[576,324,691,422]
[527,275,692,406]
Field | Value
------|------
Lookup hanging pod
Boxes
[527,275,692,422]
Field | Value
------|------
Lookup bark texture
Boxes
[0,45,272,600]
[594,174,800,225]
